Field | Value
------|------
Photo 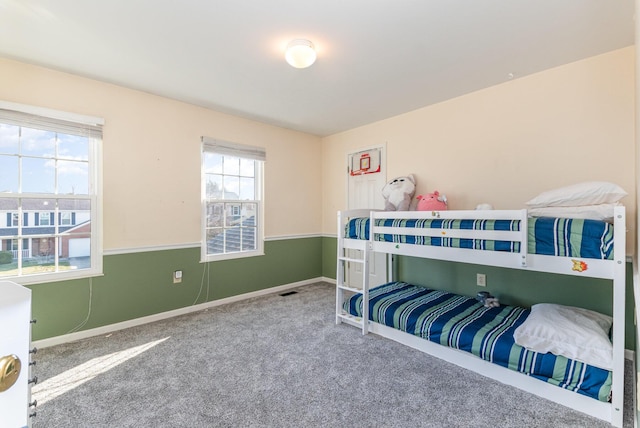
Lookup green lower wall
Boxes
[29,237,322,341]
[322,235,337,279]
[323,236,636,350]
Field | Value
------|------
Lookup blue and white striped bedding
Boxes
[345,281,612,402]
[345,216,614,260]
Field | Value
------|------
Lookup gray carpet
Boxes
[33,282,634,427]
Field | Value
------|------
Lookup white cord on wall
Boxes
[66,277,93,334]
[192,262,210,306]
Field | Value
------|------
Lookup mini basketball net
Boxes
[350,148,381,176]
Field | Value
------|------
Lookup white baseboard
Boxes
[34,277,328,349]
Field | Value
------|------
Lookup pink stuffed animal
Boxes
[416,191,448,211]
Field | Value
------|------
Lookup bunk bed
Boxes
[335,206,626,427]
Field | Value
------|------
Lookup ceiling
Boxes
[0,1,634,137]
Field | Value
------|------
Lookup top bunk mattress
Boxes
[345,216,614,260]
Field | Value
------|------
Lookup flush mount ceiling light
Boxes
[285,39,316,69]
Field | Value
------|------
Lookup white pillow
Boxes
[513,303,613,370]
[526,182,627,208]
[527,203,617,222]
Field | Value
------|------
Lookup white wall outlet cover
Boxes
[476,274,486,287]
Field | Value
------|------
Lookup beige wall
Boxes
[321,47,636,254]
[0,58,322,250]
[1,46,634,252]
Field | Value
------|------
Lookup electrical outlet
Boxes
[173,270,183,284]
[476,273,486,287]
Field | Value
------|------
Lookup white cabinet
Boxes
[0,281,33,428]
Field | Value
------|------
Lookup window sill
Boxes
[201,250,265,263]
[3,268,104,286]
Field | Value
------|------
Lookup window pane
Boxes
[22,157,55,193]
[223,156,240,175]
[240,159,254,177]
[58,134,89,161]
[0,155,18,192]
[241,203,256,226]
[223,176,239,199]
[239,177,255,200]
[206,202,223,227]
[241,228,256,251]
[224,227,241,253]
[206,175,223,200]
[31,237,56,272]
[206,228,224,254]
[21,127,56,157]
[203,152,223,174]
[57,160,89,194]
[0,124,19,155]
[64,234,91,270]
[225,203,241,227]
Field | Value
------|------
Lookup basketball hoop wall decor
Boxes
[350,147,381,176]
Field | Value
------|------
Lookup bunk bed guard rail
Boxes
[368,209,529,269]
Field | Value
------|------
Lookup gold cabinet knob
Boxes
[0,354,21,393]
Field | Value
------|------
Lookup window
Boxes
[201,137,265,261]
[38,212,51,226]
[0,101,103,283]
[60,212,72,226]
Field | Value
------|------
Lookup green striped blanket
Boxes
[345,216,614,259]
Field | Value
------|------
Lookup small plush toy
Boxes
[416,191,448,211]
[476,291,500,308]
[382,174,416,211]
[484,297,500,308]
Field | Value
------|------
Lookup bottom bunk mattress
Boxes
[344,281,612,402]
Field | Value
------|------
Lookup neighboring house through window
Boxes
[0,101,103,283]
[201,137,265,261]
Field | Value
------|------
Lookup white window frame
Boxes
[0,100,103,284]
[201,137,265,262]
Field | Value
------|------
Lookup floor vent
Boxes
[279,291,298,297]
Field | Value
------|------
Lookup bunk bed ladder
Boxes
[336,211,370,335]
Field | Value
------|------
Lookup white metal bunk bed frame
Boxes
[336,206,626,427]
